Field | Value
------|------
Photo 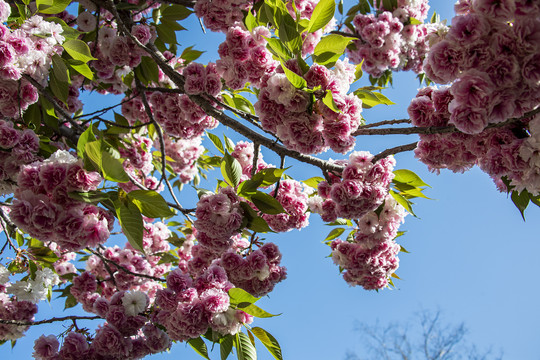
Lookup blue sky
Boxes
[7,1,540,359]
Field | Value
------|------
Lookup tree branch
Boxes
[0,315,101,327]
[373,142,418,163]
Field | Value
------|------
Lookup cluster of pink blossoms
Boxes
[155,264,253,340]
[410,86,540,195]
[161,134,205,184]
[0,10,64,117]
[218,242,287,297]
[85,5,156,94]
[122,91,218,139]
[346,0,436,77]
[194,0,251,33]
[423,0,540,134]
[183,62,223,96]
[34,290,171,360]
[194,187,244,258]
[84,221,172,302]
[0,293,37,341]
[0,121,40,194]
[10,150,113,251]
[231,141,272,181]
[262,180,310,233]
[331,195,405,290]
[217,25,278,90]
[309,151,396,221]
[255,59,363,154]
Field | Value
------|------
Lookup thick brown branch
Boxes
[359,119,411,129]
[0,315,101,327]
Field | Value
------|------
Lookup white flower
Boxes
[44,150,78,165]
[122,291,148,316]
[0,265,10,284]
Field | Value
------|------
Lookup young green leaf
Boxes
[188,337,210,360]
[36,0,71,14]
[251,327,283,360]
[229,288,260,305]
[63,39,97,63]
[306,0,335,33]
[251,191,285,215]
[280,61,307,89]
[393,169,430,188]
[237,303,279,318]
[128,190,174,218]
[221,153,243,187]
[221,335,234,360]
[324,227,345,241]
[115,200,145,253]
[236,332,257,360]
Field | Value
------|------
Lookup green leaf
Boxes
[128,190,174,218]
[64,293,78,310]
[251,168,286,187]
[313,34,354,66]
[49,70,69,103]
[265,37,293,61]
[139,56,160,84]
[306,0,335,33]
[67,59,94,80]
[325,227,345,241]
[85,140,102,169]
[101,151,130,183]
[116,199,145,253]
[237,179,263,198]
[51,54,70,84]
[236,332,257,360]
[322,90,341,113]
[280,61,306,89]
[251,327,283,360]
[390,190,416,217]
[393,169,430,188]
[325,218,352,226]
[409,17,422,25]
[251,191,285,215]
[221,335,234,360]
[207,132,225,154]
[302,177,324,189]
[162,4,193,20]
[188,337,210,360]
[229,288,260,306]
[77,124,96,159]
[68,191,110,204]
[238,303,279,318]
[156,23,178,45]
[181,46,204,64]
[247,216,273,233]
[245,10,258,32]
[354,60,364,82]
[223,135,236,153]
[36,0,71,14]
[62,39,97,63]
[221,153,242,188]
[511,190,529,220]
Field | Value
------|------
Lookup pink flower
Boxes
[33,335,59,360]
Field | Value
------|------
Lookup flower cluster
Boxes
[346,0,435,78]
[231,141,272,181]
[122,91,218,140]
[217,25,278,90]
[0,293,37,341]
[194,0,251,33]
[424,0,540,134]
[0,11,65,117]
[330,196,405,290]
[33,295,171,360]
[255,59,363,154]
[155,264,243,340]
[309,151,395,221]
[193,188,244,258]
[7,268,59,304]
[183,62,222,96]
[0,121,40,195]
[409,86,540,195]
[10,150,112,251]
[84,222,172,301]
[219,242,287,297]
[161,134,204,184]
[262,180,310,232]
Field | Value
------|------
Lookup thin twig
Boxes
[251,143,260,178]
[87,248,166,282]
[372,142,418,163]
[359,119,411,129]
[0,315,101,327]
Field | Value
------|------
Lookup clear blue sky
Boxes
[7,1,540,359]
